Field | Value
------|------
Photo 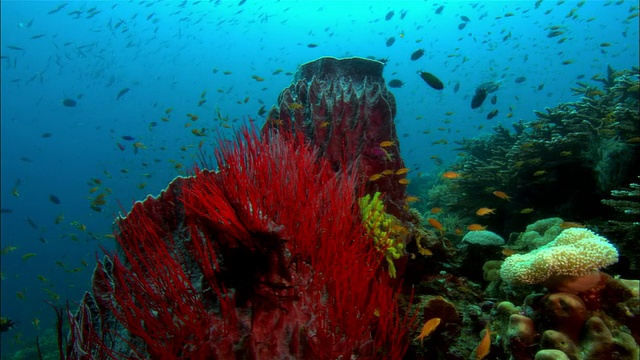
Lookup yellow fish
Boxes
[415,318,441,346]
[380,140,395,147]
[395,168,410,175]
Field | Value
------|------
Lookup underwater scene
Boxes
[1,1,639,359]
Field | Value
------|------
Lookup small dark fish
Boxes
[461,15,470,22]
[26,217,38,230]
[20,157,32,162]
[386,37,396,47]
[0,208,13,214]
[62,98,77,107]
[385,11,394,21]
[49,195,61,204]
[238,0,246,5]
[490,95,497,105]
[410,49,425,61]
[478,81,501,93]
[41,133,52,138]
[435,5,444,14]
[453,82,460,93]
[471,89,488,109]
[307,43,318,48]
[121,135,135,141]
[418,71,444,90]
[7,45,24,51]
[537,83,545,91]
[48,2,68,14]
[486,109,499,120]
[257,105,266,116]
[458,23,467,30]
[116,87,130,100]
[514,76,527,83]
[30,34,46,39]
[388,79,404,88]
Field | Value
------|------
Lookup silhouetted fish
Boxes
[410,49,425,61]
[116,87,130,100]
[471,89,488,109]
[388,79,404,88]
[418,71,444,90]
[49,194,61,204]
[385,11,394,20]
[62,98,77,107]
[386,37,395,47]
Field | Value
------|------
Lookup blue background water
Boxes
[1,0,637,355]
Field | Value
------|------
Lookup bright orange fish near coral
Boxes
[428,218,444,234]
[476,208,495,216]
[442,171,461,179]
[415,317,441,346]
[475,323,493,359]
[467,224,487,231]
[492,191,511,201]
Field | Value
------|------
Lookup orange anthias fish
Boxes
[442,171,461,179]
[475,324,493,360]
[476,208,496,216]
[415,318,441,346]
[467,224,487,231]
[560,221,586,229]
[492,190,511,201]
[428,218,444,234]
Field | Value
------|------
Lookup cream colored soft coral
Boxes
[500,228,619,288]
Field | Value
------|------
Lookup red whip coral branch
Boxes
[67,126,413,359]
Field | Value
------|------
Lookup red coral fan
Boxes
[66,127,412,359]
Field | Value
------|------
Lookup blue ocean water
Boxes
[0,0,637,356]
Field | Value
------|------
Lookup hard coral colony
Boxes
[59,58,639,360]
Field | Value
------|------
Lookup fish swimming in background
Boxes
[62,98,77,107]
[116,87,130,100]
[471,88,487,109]
[418,71,444,90]
[410,49,425,61]
[388,79,404,88]
[49,194,61,204]
[385,37,395,47]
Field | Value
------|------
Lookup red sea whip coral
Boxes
[65,128,412,359]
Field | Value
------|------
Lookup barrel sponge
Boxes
[500,228,619,285]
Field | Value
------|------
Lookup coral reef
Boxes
[500,228,619,292]
[496,275,639,360]
[434,66,639,236]
[59,57,425,359]
[58,60,639,360]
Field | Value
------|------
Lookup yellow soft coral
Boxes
[359,192,405,278]
[500,228,618,287]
